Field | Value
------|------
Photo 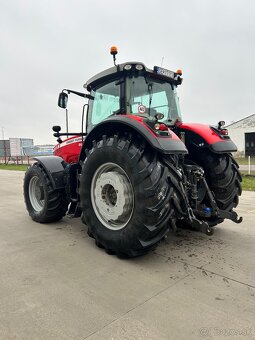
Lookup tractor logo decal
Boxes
[54,136,83,149]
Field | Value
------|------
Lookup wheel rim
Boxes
[28,176,45,212]
[91,162,134,230]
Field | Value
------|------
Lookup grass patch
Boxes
[0,164,28,171]
[241,175,255,191]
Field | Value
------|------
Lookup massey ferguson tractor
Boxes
[24,47,242,257]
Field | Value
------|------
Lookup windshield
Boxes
[126,76,182,123]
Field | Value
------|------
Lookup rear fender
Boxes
[177,123,237,153]
[32,156,67,190]
[79,115,187,161]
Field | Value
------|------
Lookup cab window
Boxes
[88,80,120,131]
[126,76,181,123]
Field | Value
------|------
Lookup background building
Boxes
[9,138,34,156]
[0,138,54,163]
[31,144,54,155]
[0,140,10,158]
[226,114,255,157]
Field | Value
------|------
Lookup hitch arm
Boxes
[201,177,219,212]
[201,177,243,223]
[218,210,243,224]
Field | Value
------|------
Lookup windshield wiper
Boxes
[148,83,153,116]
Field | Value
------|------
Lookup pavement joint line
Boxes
[199,268,255,289]
[82,267,200,340]
[155,252,255,289]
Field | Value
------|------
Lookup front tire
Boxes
[24,163,68,223]
[79,136,176,257]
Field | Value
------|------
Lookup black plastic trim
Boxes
[80,116,187,161]
[209,140,237,153]
[33,156,66,189]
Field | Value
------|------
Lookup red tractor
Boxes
[24,47,242,257]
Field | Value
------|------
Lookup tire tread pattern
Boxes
[24,163,68,223]
[79,136,181,257]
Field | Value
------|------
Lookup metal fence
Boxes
[0,156,38,165]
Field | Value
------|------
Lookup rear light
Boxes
[159,124,168,131]
[155,113,165,120]
[220,129,228,136]
[154,123,168,131]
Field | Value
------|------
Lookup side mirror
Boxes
[58,92,68,109]
[52,125,61,132]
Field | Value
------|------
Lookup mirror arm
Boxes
[54,132,87,137]
[63,89,93,100]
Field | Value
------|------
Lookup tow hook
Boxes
[200,221,214,236]
[191,217,214,236]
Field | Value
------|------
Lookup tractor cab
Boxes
[56,46,183,136]
[85,61,183,133]
[54,47,184,163]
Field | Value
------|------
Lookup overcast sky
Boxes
[1,0,255,144]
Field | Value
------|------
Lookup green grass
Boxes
[0,164,28,171]
[241,175,255,191]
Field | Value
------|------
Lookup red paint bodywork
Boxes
[122,115,180,140]
[53,115,183,163]
[176,122,223,144]
[53,120,227,164]
[54,135,83,163]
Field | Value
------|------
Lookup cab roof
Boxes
[84,62,181,91]
[84,62,146,91]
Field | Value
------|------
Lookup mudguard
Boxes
[80,115,188,161]
[32,156,66,189]
[177,122,237,153]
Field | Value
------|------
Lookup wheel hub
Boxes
[29,176,44,212]
[91,164,134,230]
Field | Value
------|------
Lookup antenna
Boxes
[110,46,118,66]
[161,56,164,67]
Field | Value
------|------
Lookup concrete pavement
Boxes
[0,170,254,340]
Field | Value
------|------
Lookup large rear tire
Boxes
[79,136,177,257]
[24,163,68,223]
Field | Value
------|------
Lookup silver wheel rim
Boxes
[28,176,45,212]
[91,162,134,230]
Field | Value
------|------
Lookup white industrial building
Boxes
[226,114,255,157]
